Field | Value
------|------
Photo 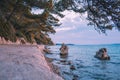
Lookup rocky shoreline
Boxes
[45,57,61,75]
[37,45,61,76]
[0,44,63,80]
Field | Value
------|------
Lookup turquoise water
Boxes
[46,44,120,80]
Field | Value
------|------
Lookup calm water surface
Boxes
[45,44,120,80]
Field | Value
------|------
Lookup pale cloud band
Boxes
[55,26,76,32]
[51,10,120,44]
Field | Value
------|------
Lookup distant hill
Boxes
[56,43,75,46]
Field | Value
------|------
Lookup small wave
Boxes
[109,62,120,65]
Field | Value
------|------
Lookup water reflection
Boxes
[60,54,68,59]
[100,61,108,69]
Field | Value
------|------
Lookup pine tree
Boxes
[0,0,120,44]
[54,0,120,33]
[0,0,59,44]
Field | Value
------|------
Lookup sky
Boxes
[49,10,120,45]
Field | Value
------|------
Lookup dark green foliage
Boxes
[55,0,120,33]
[0,0,58,44]
[85,0,120,33]
[0,0,120,44]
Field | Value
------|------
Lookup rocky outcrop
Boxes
[0,45,63,80]
[0,36,36,45]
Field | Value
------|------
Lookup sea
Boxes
[45,44,120,80]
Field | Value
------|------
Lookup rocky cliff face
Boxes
[0,37,37,45]
[0,45,63,80]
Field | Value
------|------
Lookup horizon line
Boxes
[55,43,120,45]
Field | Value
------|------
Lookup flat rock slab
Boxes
[0,45,63,80]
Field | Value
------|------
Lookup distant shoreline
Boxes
[55,43,120,46]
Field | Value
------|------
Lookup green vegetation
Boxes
[0,0,57,44]
[0,0,119,44]
[55,0,120,33]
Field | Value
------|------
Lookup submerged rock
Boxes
[73,75,79,80]
[70,65,76,70]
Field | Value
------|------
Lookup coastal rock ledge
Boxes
[0,45,63,80]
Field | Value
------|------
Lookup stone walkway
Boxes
[0,45,63,80]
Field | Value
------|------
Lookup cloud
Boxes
[51,28,120,44]
[50,10,120,44]
[55,26,75,32]
[54,10,89,32]
[60,10,88,23]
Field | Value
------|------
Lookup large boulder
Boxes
[95,48,110,60]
